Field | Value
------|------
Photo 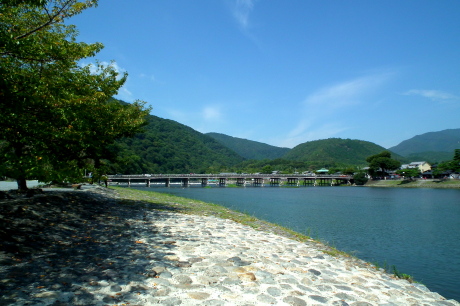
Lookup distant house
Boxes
[406,161,431,173]
[316,168,329,174]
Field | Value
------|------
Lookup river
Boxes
[129,185,460,301]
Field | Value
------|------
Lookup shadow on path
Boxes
[0,189,184,305]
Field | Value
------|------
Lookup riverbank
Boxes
[1,186,458,305]
[364,178,460,189]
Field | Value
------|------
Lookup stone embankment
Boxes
[365,179,460,189]
[1,187,458,305]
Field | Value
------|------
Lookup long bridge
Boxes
[107,173,353,187]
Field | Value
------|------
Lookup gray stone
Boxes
[155,287,171,296]
[335,292,357,302]
[257,293,277,304]
[309,295,328,303]
[283,296,307,306]
[221,277,241,285]
[335,285,353,291]
[280,283,293,290]
[267,286,282,297]
[300,277,313,286]
[281,277,299,285]
[160,271,173,278]
[161,297,182,305]
[153,278,171,286]
[188,292,210,300]
[110,284,122,292]
[308,268,321,276]
[332,300,351,306]
[173,274,193,285]
[202,300,226,306]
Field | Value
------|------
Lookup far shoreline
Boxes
[363,178,460,189]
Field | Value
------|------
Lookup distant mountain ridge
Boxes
[389,128,460,162]
[109,113,244,174]
[283,138,403,166]
[108,99,459,172]
[206,132,290,160]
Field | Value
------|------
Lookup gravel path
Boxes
[0,187,458,305]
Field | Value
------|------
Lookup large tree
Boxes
[0,0,150,190]
[366,151,401,178]
[435,149,460,175]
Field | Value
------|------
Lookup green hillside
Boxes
[107,115,244,174]
[206,132,290,160]
[404,151,455,164]
[389,129,460,160]
[283,138,402,167]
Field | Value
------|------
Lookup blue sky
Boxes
[71,0,460,149]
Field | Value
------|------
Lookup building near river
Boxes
[401,161,431,173]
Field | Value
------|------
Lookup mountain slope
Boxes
[283,138,401,166]
[108,115,245,174]
[206,132,290,160]
[389,128,460,161]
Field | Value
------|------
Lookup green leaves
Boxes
[0,0,150,188]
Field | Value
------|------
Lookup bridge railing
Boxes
[108,174,352,179]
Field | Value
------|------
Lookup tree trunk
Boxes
[16,178,28,191]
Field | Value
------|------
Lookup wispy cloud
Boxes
[305,74,390,108]
[202,106,223,121]
[280,73,391,147]
[403,89,459,102]
[229,0,256,29]
[140,73,156,83]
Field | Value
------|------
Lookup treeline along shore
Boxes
[0,186,459,305]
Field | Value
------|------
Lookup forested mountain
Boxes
[283,138,403,167]
[206,132,290,160]
[107,115,244,174]
[389,129,460,162]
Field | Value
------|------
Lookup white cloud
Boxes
[230,0,256,29]
[403,89,459,102]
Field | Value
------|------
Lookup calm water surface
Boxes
[130,185,460,301]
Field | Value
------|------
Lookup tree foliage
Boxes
[366,151,401,177]
[0,0,150,189]
[206,132,290,160]
[104,113,244,174]
[435,149,460,174]
[395,168,421,180]
[283,138,399,167]
[353,172,368,185]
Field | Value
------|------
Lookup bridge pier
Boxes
[128,179,131,187]
[165,178,170,187]
[236,178,245,186]
[182,178,189,187]
[146,179,150,187]
[286,178,297,186]
[201,178,208,187]
[253,178,263,187]
[219,178,226,186]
